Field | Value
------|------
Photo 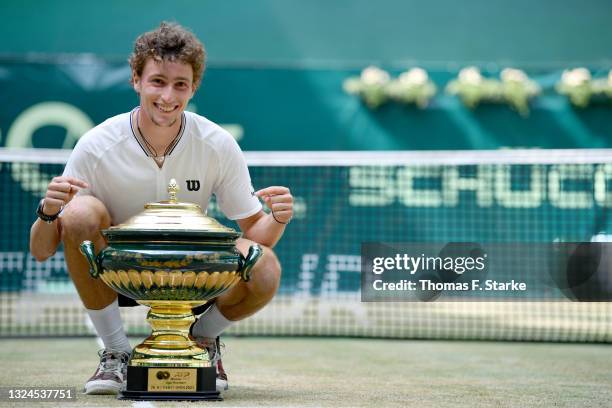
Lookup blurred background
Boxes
[0,0,610,343]
[1,0,612,151]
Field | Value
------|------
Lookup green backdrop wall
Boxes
[0,61,611,151]
[1,1,611,150]
[2,0,611,65]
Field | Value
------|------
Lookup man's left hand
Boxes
[255,186,293,225]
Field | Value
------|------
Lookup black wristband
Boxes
[36,199,62,223]
[271,210,289,225]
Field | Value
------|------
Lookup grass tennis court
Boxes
[1,336,610,407]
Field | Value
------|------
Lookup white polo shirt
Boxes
[63,109,262,224]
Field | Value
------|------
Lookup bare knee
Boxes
[60,196,111,245]
[248,245,282,302]
[215,243,282,320]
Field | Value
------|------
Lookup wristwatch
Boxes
[36,199,62,223]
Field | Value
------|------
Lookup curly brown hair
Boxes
[129,22,206,89]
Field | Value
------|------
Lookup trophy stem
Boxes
[131,301,210,367]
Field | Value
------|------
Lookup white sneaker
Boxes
[84,349,130,395]
[193,336,228,391]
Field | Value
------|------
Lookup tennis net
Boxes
[0,148,610,342]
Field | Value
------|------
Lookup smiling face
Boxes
[132,58,196,129]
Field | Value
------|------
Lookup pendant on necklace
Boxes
[153,156,165,167]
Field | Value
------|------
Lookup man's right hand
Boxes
[42,176,89,216]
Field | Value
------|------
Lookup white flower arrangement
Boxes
[386,68,437,108]
[446,66,540,116]
[344,65,612,113]
[343,66,436,109]
[556,68,612,107]
[343,66,392,108]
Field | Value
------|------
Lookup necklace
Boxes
[135,108,184,167]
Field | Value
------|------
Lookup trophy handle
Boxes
[79,240,102,278]
[239,244,263,282]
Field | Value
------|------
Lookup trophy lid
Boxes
[103,178,240,240]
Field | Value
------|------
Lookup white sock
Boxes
[191,304,234,338]
[85,298,131,353]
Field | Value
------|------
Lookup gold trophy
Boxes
[80,179,262,401]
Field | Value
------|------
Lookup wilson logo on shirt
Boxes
[186,180,200,191]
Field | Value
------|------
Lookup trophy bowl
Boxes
[79,179,262,400]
